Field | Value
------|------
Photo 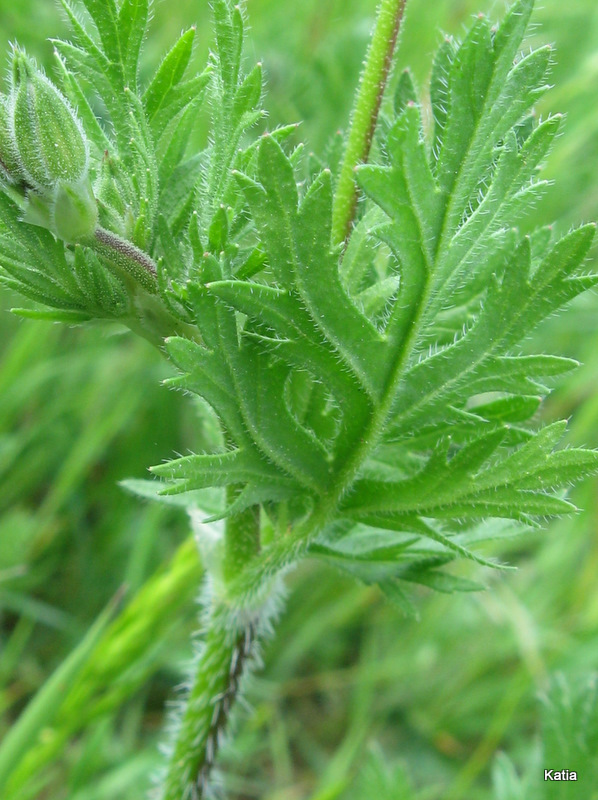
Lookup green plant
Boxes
[346,674,598,800]
[491,675,598,799]
[0,0,596,797]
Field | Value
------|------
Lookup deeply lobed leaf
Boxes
[0,0,595,606]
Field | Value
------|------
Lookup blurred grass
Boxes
[0,0,597,798]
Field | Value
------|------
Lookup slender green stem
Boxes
[331,0,408,246]
[223,488,260,584]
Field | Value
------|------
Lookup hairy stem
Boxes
[161,608,255,800]
[160,502,263,798]
[160,581,282,800]
[331,0,408,246]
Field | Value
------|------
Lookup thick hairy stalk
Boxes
[159,579,283,800]
[331,0,407,244]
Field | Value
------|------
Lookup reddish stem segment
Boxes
[331,0,408,246]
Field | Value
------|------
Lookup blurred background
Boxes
[0,1,597,798]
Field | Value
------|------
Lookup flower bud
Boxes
[0,95,24,183]
[11,50,89,190]
[51,178,98,243]
[21,176,98,243]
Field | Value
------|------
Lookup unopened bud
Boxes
[52,178,98,243]
[21,175,98,243]
[11,50,89,189]
[0,95,23,183]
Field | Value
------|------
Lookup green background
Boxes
[0,1,597,798]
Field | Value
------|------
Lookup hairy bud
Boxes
[5,51,99,243]
[52,178,98,243]
[11,50,89,189]
[0,95,23,183]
